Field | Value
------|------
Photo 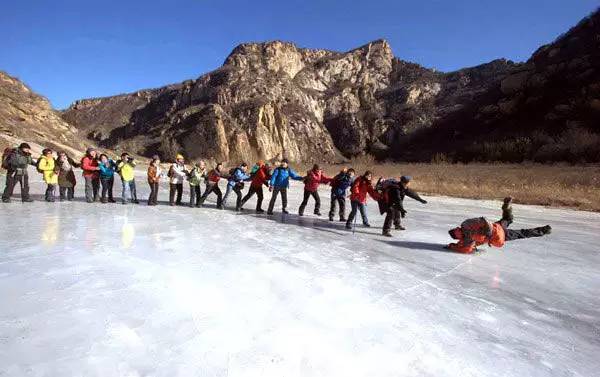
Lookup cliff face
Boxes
[60,9,600,163]
[0,72,88,157]
[61,39,515,162]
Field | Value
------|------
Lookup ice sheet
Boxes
[0,172,599,376]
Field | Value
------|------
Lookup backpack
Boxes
[1,148,16,170]
[36,158,47,174]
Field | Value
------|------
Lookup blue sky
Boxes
[1,0,597,109]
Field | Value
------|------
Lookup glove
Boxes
[269,186,273,192]
[421,199,427,204]
[400,209,407,218]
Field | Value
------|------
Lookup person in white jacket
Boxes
[168,154,188,206]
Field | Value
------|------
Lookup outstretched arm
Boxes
[289,169,303,181]
[405,188,427,204]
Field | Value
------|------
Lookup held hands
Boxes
[421,199,427,204]
[269,186,273,192]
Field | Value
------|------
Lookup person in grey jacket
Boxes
[2,143,36,203]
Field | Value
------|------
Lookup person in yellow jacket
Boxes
[37,148,59,202]
[117,152,139,204]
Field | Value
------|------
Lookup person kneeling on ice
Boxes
[198,162,225,209]
[37,148,59,202]
[267,158,304,215]
[222,163,251,211]
[117,153,139,204]
[328,168,355,222]
[377,175,427,237]
[240,161,271,213]
[345,170,381,230]
[446,197,552,253]
[299,164,332,217]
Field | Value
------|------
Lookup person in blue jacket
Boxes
[98,154,117,203]
[328,168,355,222]
[267,158,304,215]
[222,163,251,211]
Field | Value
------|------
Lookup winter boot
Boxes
[382,230,393,237]
[282,209,289,214]
[395,225,406,230]
[329,215,334,221]
[345,223,352,230]
[256,209,265,214]
[540,225,552,235]
[314,211,322,216]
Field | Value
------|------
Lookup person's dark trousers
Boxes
[346,200,369,227]
[233,185,244,210]
[148,182,159,205]
[199,183,223,208]
[189,185,201,207]
[499,220,549,241]
[267,187,287,214]
[299,190,321,215]
[2,172,30,202]
[100,177,114,203]
[84,176,100,203]
[45,184,56,202]
[242,186,264,210]
[59,186,74,201]
[169,183,183,205]
[383,207,401,232]
[328,196,346,221]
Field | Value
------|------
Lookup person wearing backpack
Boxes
[168,154,188,206]
[56,151,79,201]
[188,160,207,207]
[37,148,59,202]
[2,142,35,203]
[222,163,251,211]
[198,162,225,209]
[298,164,332,217]
[345,170,381,230]
[98,154,117,203]
[328,168,355,222]
[240,161,271,213]
[267,159,304,215]
[81,147,100,203]
[117,152,138,204]
[377,176,427,237]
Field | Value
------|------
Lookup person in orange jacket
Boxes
[446,197,552,253]
[345,170,381,229]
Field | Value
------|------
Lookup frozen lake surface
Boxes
[1,173,599,377]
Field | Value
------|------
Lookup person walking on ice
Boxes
[222,162,251,211]
[298,164,332,217]
[198,162,226,209]
[240,161,271,213]
[345,170,381,230]
[2,143,36,203]
[188,160,207,208]
[267,158,304,215]
[446,197,552,253]
[328,168,355,222]
[377,175,427,237]
[168,154,188,206]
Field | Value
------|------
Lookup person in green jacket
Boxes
[2,143,35,203]
[117,152,138,204]
[188,160,207,207]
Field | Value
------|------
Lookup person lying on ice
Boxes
[267,158,304,215]
[345,170,381,230]
[222,163,252,211]
[446,197,552,253]
[240,161,271,213]
[299,164,332,217]
[329,168,355,222]
[377,175,427,237]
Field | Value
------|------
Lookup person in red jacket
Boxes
[80,147,100,203]
[345,170,381,229]
[446,197,552,253]
[298,164,332,216]
[240,161,271,213]
[198,162,225,209]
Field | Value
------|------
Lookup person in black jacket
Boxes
[2,143,36,203]
[378,175,427,237]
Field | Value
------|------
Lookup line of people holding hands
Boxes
[2,142,552,250]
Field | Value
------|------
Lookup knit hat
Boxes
[176,154,184,160]
[400,175,412,184]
